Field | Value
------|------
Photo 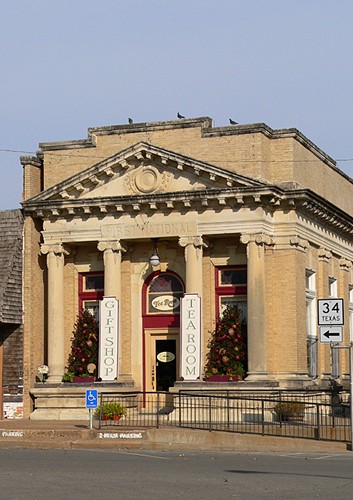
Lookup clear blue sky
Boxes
[1,0,352,210]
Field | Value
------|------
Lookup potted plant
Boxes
[204,305,247,381]
[95,401,127,421]
[273,401,305,422]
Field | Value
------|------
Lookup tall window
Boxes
[79,272,104,321]
[215,266,247,321]
[306,270,317,378]
[329,276,339,378]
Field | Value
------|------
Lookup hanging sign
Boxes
[181,294,201,380]
[157,351,175,363]
[99,297,119,381]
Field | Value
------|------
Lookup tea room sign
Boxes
[181,294,201,380]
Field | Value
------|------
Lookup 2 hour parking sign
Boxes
[317,298,344,326]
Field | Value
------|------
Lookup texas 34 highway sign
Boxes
[317,298,344,343]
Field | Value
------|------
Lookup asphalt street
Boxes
[0,449,353,499]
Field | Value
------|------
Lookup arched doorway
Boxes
[142,271,184,392]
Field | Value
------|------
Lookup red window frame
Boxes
[215,265,247,318]
[78,272,104,311]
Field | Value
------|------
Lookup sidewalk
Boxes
[0,417,351,453]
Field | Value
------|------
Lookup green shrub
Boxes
[273,401,305,418]
[95,402,127,419]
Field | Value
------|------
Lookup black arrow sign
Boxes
[323,330,340,339]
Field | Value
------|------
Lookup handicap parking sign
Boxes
[85,389,98,409]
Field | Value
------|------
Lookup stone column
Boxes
[241,233,272,381]
[41,243,70,384]
[179,236,206,381]
[178,236,206,297]
[97,240,126,300]
[97,240,127,381]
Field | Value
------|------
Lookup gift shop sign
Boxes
[181,294,201,380]
[99,297,119,381]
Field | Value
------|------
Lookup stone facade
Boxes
[21,117,353,419]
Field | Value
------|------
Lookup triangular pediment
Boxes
[27,142,266,204]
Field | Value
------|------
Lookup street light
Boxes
[149,238,160,267]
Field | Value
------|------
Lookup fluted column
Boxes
[97,240,126,300]
[178,236,206,297]
[41,243,70,383]
[241,233,272,381]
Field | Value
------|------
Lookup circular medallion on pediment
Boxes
[134,166,160,193]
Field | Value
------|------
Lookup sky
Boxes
[1,0,353,210]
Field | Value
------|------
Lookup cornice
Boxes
[22,184,353,241]
[20,155,42,168]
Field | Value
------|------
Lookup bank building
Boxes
[20,117,353,419]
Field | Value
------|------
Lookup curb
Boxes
[0,426,350,453]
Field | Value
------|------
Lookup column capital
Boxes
[289,236,309,252]
[40,243,70,256]
[178,235,207,248]
[240,232,274,247]
[97,240,127,253]
[318,247,332,262]
[339,258,352,271]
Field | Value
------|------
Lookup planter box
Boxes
[206,375,242,382]
[73,376,95,383]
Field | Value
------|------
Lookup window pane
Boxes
[220,269,247,286]
[149,274,183,293]
[84,274,104,291]
[220,296,247,321]
[83,301,100,322]
[307,336,317,378]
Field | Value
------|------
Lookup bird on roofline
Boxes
[229,118,238,125]
[128,118,133,124]
[177,112,185,119]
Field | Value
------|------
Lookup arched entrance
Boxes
[142,271,184,392]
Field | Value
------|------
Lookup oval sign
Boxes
[157,351,175,363]
[151,295,180,311]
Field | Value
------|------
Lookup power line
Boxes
[1,148,353,164]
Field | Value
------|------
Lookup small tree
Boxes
[66,309,98,378]
[205,304,247,379]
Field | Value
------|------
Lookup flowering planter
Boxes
[73,376,95,383]
[206,375,242,382]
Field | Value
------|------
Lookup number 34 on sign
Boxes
[317,299,344,326]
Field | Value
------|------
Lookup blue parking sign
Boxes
[85,389,98,409]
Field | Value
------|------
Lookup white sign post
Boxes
[181,294,201,380]
[99,297,119,381]
[317,298,353,451]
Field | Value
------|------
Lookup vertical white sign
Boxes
[99,297,119,381]
[181,294,201,380]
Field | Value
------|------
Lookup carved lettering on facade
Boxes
[101,221,196,240]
